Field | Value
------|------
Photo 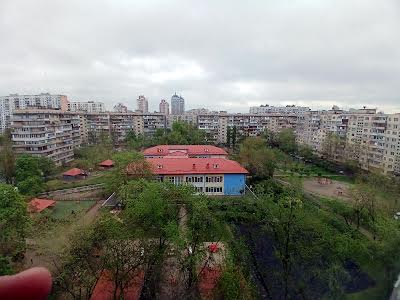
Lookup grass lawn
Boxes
[45,171,112,191]
[51,200,96,220]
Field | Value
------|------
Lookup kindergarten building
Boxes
[144,145,248,196]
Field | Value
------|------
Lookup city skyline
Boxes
[1,0,399,113]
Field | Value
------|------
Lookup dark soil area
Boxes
[234,223,375,299]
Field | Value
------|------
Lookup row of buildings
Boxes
[0,92,186,132]
[2,94,400,175]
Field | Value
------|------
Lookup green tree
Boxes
[15,154,42,182]
[297,144,314,160]
[105,152,152,195]
[16,176,45,196]
[238,137,276,180]
[0,183,29,260]
[37,156,56,177]
[263,129,279,148]
[0,129,15,184]
[232,126,237,148]
[0,255,13,275]
[277,128,297,153]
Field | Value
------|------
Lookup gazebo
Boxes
[63,168,87,180]
[98,160,114,169]
[28,198,56,213]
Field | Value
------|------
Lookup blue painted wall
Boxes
[224,174,246,195]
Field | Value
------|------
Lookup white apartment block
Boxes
[166,114,198,129]
[0,93,68,133]
[11,109,80,166]
[198,113,298,144]
[297,107,400,175]
[250,104,310,114]
[67,101,105,113]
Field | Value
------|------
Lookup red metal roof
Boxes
[146,158,248,175]
[63,168,86,176]
[198,266,222,299]
[99,159,114,167]
[143,145,228,156]
[90,270,144,300]
[28,198,56,213]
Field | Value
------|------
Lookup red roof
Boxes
[28,198,56,213]
[143,145,228,156]
[198,266,222,299]
[90,270,144,300]
[99,159,114,167]
[63,168,86,177]
[146,158,248,175]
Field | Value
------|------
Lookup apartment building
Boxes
[159,99,169,115]
[67,101,105,113]
[0,93,68,133]
[250,104,310,114]
[386,114,400,175]
[137,95,148,113]
[166,114,197,129]
[171,94,185,115]
[11,109,80,166]
[113,103,128,113]
[296,107,400,175]
[198,113,298,144]
[109,113,144,144]
[142,113,166,136]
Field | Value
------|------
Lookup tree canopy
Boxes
[0,183,29,269]
[238,137,276,180]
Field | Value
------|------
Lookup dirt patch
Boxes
[303,178,351,201]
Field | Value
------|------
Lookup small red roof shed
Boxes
[90,270,144,300]
[63,168,86,177]
[99,160,114,167]
[28,198,56,213]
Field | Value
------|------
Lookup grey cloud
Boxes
[0,0,399,113]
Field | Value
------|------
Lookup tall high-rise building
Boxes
[159,99,169,115]
[171,93,185,115]
[137,95,148,113]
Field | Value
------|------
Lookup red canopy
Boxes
[99,160,114,167]
[28,198,56,213]
[90,270,144,300]
[63,168,86,177]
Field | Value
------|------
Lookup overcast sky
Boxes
[1,0,399,113]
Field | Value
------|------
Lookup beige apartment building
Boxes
[297,108,400,175]
[11,109,81,166]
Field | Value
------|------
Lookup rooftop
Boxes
[146,157,248,175]
[143,145,228,156]
[99,159,114,167]
[63,168,86,176]
[28,198,56,213]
